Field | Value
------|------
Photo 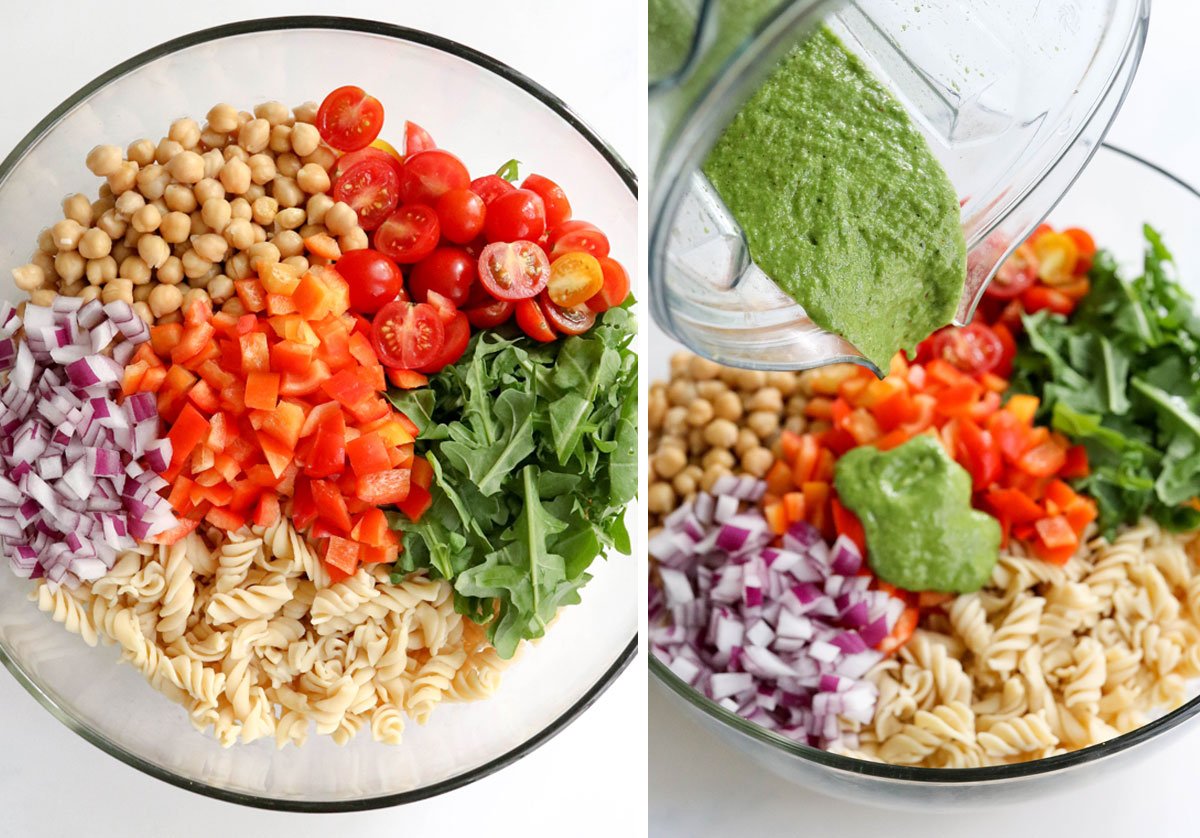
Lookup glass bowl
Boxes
[649,144,1200,810]
[0,16,637,811]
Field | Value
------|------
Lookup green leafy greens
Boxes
[1011,225,1200,535]
[384,304,638,658]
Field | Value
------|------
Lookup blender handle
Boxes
[648,0,719,94]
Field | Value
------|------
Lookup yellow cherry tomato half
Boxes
[1032,231,1079,287]
[547,251,604,308]
[370,138,404,163]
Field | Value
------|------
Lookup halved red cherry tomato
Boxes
[407,247,477,306]
[375,204,440,264]
[404,121,435,155]
[335,146,403,183]
[337,248,405,314]
[548,220,610,258]
[372,300,445,370]
[521,174,572,229]
[484,189,546,243]
[587,256,631,312]
[435,188,486,244]
[540,294,596,336]
[418,311,470,372]
[469,174,516,205]
[515,298,556,342]
[332,155,400,231]
[424,290,458,324]
[931,323,1003,375]
[547,251,603,307]
[464,296,514,329]
[400,150,470,206]
[1063,227,1096,273]
[316,86,384,152]
[477,240,550,300]
[986,242,1038,299]
[1022,285,1075,316]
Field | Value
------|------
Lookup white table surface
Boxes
[650,1,1200,835]
[0,2,645,836]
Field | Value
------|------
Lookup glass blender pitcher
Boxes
[649,0,1150,372]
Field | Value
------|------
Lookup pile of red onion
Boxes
[649,475,903,749]
[0,298,176,585]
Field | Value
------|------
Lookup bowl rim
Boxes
[652,145,1200,785]
[0,14,638,813]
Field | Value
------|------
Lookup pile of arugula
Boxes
[1011,225,1200,535]
[385,303,637,657]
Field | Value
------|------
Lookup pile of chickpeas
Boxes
[11,99,368,325]
[648,351,824,526]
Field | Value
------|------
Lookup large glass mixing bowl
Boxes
[649,145,1200,809]
[0,17,638,811]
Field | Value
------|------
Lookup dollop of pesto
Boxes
[703,26,966,369]
[833,435,1000,593]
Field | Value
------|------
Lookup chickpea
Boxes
[298,223,326,240]
[207,274,235,304]
[704,418,739,449]
[223,143,249,164]
[735,428,759,457]
[191,233,228,263]
[219,157,252,194]
[274,207,305,231]
[247,241,280,273]
[305,192,333,226]
[221,297,246,316]
[324,201,357,236]
[272,176,303,208]
[296,163,331,194]
[226,251,252,281]
[282,255,310,273]
[647,483,676,515]
[268,123,293,155]
[653,446,687,480]
[100,277,134,305]
[290,122,320,157]
[747,387,784,413]
[207,103,239,133]
[786,395,808,416]
[91,196,114,219]
[686,399,714,427]
[11,263,45,292]
[302,144,338,173]
[255,100,290,127]
[187,269,211,290]
[85,144,122,177]
[701,464,733,493]
[247,153,276,185]
[122,226,142,249]
[79,285,102,303]
[741,446,774,478]
[249,196,277,226]
[119,255,150,285]
[199,128,226,149]
[182,287,210,311]
[146,283,183,318]
[649,387,668,430]
[133,283,153,303]
[155,138,183,165]
[136,234,170,269]
[194,177,223,204]
[229,197,253,221]
[200,198,232,234]
[672,471,698,498]
[51,219,85,251]
[702,448,735,470]
[201,149,225,179]
[712,391,743,422]
[688,428,707,456]
[238,118,270,154]
[275,152,301,179]
[222,218,254,251]
[136,163,170,200]
[60,280,86,298]
[160,211,191,244]
[110,242,131,265]
[273,230,304,258]
[244,182,266,203]
[667,379,696,406]
[688,355,721,380]
[339,228,368,252]
[696,380,727,400]
[155,255,183,286]
[37,227,56,254]
[62,193,93,227]
[662,406,688,436]
[292,101,318,124]
[670,352,691,376]
[181,249,213,280]
[169,117,201,149]
[126,138,156,166]
[747,410,779,439]
[132,301,153,324]
[77,228,112,260]
[131,203,162,233]
[766,371,798,396]
[185,211,208,238]
[29,289,57,307]
[31,250,55,278]
[86,255,117,286]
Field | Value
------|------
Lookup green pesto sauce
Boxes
[703,26,966,369]
[833,435,999,594]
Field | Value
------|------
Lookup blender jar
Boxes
[649,0,1150,372]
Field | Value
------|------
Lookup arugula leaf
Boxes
[495,158,521,182]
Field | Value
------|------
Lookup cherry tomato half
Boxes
[372,300,445,369]
[986,242,1038,300]
[375,205,441,264]
[407,247,477,306]
[548,220,610,259]
[515,298,556,342]
[1032,231,1080,286]
[521,174,572,229]
[405,121,436,156]
[436,189,486,244]
[547,251,603,308]
[332,155,400,231]
[337,248,405,314]
[478,240,550,301]
[540,293,596,336]
[587,256,631,312]
[316,86,384,152]
[336,147,404,183]
[400,149,470,206]
[484,189,546,243]
[1022,285,1075,317]
[464,296,514,329]
[470,174,516,205]
[931,323,1003,375]
[418,311,470,373]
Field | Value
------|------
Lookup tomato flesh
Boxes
[332,157,400,231]
[400,150,470,207]
[986,243,1038,299]
[540,294,596,336]
[408,247,477,306]
[548,220,610,259]
[587,256,631,312]
[547,251,604,308]
[316,86,384,152]
[931,323,1003,375]
[418,311,470,373]
[477,241,550,301]
[371,300,445,370]
[337,249,404,314]
[375,205,440,264]
[484,189,546,243]
[515,298,556,342]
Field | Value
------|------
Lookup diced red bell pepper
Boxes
[244,371,280,411]
[311,479,353,533]
[166,404,211,474]
[395,483,432,522]
[350,507,391,547]
[830,497,867,557]
[348,332,379,367]
[150,323,184,356]
[280,359,331,397]
[322,535,361,577]
[292,478,318,531]
[270,340,314,375]
[410,456,434,490]
[386,368,429,390]
[251,492,281,527]
[235,279,267,313]
[205,506,245,531]
[186,378,220,413]
[171,322,216,365]
[1060,445,1090,479]
[260,400,306,450]
[346,432,391,477]
[257,431,294,478]
[877,605,919,656]
[304,408,346,478]
[146,518,199,545]
[240,332,270,375]
[322,367,373,410]
[356,468,411,504]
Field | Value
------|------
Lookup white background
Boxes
[650,1,1200,835]
[0,2,644,837]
